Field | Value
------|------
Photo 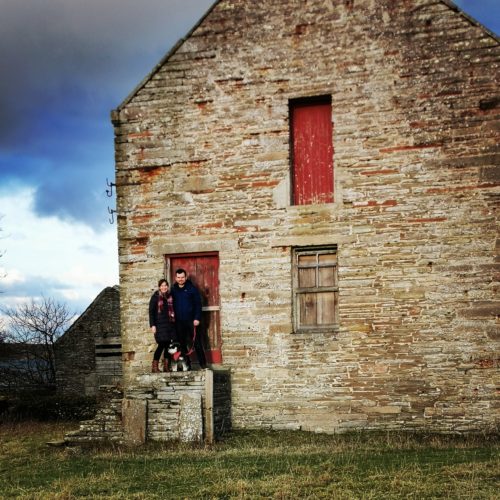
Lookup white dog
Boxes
[167,342,189,372]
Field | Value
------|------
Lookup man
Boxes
[171,268,207,369]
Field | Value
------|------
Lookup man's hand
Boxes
[151,326,156,333]
[193,320,200,326]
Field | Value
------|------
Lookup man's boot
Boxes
[152,360,160,373]
[163,358,169,372]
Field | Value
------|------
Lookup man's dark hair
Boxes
[175,268,187,276]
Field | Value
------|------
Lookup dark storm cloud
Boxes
[0,0,497,229]
[0,0,214,227]
[0,0,214,139]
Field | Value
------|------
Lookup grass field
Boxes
[0,422,498,499]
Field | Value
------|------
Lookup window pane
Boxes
[298,254,316,266]
[318,266,336,287]
[317,292,337,325]
[299,268,316,288]
[319,253,337,265]
[299,293,317,326]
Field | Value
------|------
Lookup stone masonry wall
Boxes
[112,0,499,433]
[213,368,232,438]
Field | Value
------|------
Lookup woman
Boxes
[148,279,176,372]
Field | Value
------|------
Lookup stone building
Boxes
[111,0,499,434]
[55,286,121,397]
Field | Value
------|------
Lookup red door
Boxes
[291,97,334,205]
[165,252,222,364]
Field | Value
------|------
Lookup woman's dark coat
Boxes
[149,291,176,343]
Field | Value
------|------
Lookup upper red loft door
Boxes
[291,97,334,205]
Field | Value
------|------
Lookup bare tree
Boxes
[0,297,74,392]
[0,317,6,343]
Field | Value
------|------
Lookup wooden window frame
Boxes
[292,246,339,334]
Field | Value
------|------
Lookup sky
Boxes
[0,0,499,316]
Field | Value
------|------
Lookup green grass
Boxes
[0,422,498,499]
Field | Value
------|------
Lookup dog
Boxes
[167,341,189,372]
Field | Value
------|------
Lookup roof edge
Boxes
[112,0,498,119]
[441,0,499,42]
[55,285,120,343]
[112,0,221,115]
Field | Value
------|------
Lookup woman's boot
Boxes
[163,358,169,372]
[152,360,160,373]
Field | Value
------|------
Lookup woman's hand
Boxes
[151,326,156,334]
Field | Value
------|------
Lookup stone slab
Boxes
[122,398,147,445]
[179,393,203,443]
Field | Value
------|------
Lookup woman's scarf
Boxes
[158,292,175,323]
[167,295,175,322]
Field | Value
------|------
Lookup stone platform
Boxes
[65,368,231,445]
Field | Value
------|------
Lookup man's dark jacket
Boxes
[171,280,202,322]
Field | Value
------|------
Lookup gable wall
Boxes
[113,0,499,432]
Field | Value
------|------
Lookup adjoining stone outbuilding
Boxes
[55,286,121,397]
[111,0,499,434]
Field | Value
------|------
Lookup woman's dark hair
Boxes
[158,278,169,287]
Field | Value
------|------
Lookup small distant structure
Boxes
[54,286,121,397]
[0,343,51,394]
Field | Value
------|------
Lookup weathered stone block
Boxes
[122,398,147,445]
[178,393,203,443]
